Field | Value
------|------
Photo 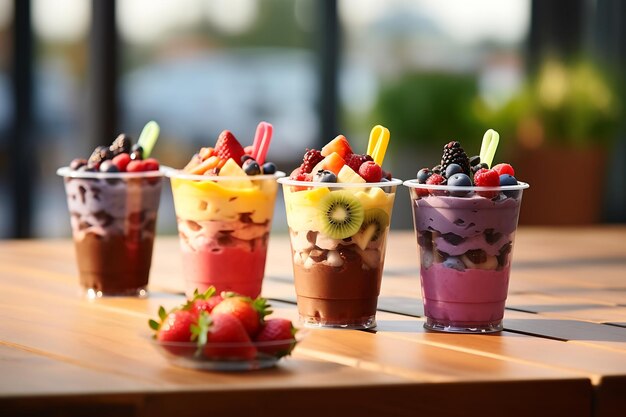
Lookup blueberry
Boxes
[314,169,336,183]
[443,256,465,271]
[243,159,261,175]
[262,162,277,175]
[416,168,432,183]
[499,174,517,186]
[99,160,119,173]
[445,163,463,178]
[448,173,472,197]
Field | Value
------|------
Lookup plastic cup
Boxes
[57,167,163,298]
[278,177,402,329]
[404,180,529,333]
[166,168,284,298]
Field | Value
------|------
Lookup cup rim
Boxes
[163,166,286,181]
[56,166,165,179]
[277,177,403,188]
[403,179,529,192]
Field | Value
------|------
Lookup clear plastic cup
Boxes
[166,168,284,298]
[278,177,402,329]
[57,167,163,298]
[404,179,529,333]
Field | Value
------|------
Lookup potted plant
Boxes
[477,57,622,224]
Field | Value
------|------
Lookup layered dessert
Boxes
[58,122,163,297]
[406,130,528,332]
[168,123,282,298]
[279,127,400,329]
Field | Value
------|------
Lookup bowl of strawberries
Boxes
[149,288,303,371]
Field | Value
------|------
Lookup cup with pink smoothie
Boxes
[404,130,529,333]
[167,123,284,298]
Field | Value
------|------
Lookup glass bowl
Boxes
[150,331,307,371]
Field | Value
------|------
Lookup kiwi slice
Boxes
[318,190,364,240]
[353,208,390,250]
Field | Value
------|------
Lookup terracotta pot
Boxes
[511,146,607,225]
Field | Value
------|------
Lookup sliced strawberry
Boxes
[214,130,245,167]
[321,135,353,158]
[255,318,297,358]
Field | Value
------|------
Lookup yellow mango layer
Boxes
[171,177,278,223]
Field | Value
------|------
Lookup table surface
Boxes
[1,227,626,417]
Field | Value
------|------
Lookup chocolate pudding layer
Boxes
[292,243,383,328]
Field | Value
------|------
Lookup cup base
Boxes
[424,317,503,334]
[82,286,148,299]
[299,314,376,330]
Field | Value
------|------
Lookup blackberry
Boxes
[109,134,132,156]
[440,141,470,177]
[88,145,113,168]
[300,149,324,173]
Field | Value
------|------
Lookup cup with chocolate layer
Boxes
[57,167,163,298]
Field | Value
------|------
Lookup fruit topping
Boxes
[112,153,131,172]
[214,130,246,168]
[337,165,365,183]
[444,163,464,178]
[493,163,515,176]
[311,152,346,175]
[242,158,262,176]
[262,162,277,175]
[99,160,119,173]
[426,173,445,185]
[318,190,365,240]
[416,168,432,184]
[359,160,383,183]
[473,168,500,187]
[300,149,324,174]
[344,153,372,173]
[109,133,132,156]
[314,169,337,183]
[321,135,353,159]
[352,208,389,250]
[88,145,113,169]
[440,141,471,176]
[499,174,518,186]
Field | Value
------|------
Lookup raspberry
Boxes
[473,168,499,187]
[214,130,245,166]
[473,168,500,198]
[289,167,307,181]
[345,153,373,173]
[300,149,324,173]
[492,163,515,176]
[426,173,445,185]
[112,153,131,172]
[358,161,383,182]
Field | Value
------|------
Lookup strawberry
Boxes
[321,135,353,158]
[358,161,383,182]
[492,163,515,177]
[214,130,245,167]
[112,153,131,172]
[255,318,297,358]
[345,153,373,173]
[211,293,270,337]
[473,168,500,198]
[195,313,257,360]
[150,308,196,343]
[184,287,223,316]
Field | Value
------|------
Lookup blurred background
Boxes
[1,0,625,238]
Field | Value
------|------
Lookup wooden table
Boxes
[1,227,625,417]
